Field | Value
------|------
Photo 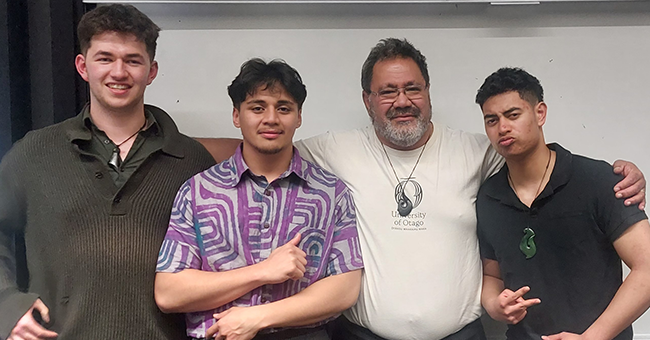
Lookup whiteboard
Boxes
[133,1,650,334]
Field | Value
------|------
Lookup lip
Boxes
[106,83,132,95]
[390,115,416,122]
[498,136,515,147]
[259,131,283,139]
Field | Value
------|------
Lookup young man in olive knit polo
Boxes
[0,5,216,340]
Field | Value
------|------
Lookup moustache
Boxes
[386,107,421,119]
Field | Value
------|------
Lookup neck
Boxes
[506,142,555,207]
[241,144,294,183]
[89,99,146,142]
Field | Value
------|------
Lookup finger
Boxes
[205,323,219,339]
[503,286,529,304]
[288,233,301,246]
[520,298,542,308]
[640,197,646,210]
[622,190,645,207]
[214,309,232,320]
[33,299,50,323]
[613,169,643,195]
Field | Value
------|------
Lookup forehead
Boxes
[245,84,296,104]
[482,91,531,113]
[371,57,425,88]
[87,31,149,57]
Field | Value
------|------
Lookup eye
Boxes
[485,118,498,126]
[277,106,292,114]
[250,106,264,113]
[378,88,399,98]
[97,57,111,63]
[405,86,422,95]
[126,59,142,65]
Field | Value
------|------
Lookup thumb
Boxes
[214,308,232,320]
[288,233,301,246]
[33,299,50,323]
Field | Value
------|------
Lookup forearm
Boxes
[582,268,650,340]
[254,270,362,329]
[154,265,267,313]
[481,274,505,319]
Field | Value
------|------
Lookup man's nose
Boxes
[392,89,413,108]
[110,60,127,78]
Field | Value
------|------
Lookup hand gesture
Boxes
[205,306,262,340]
[542,332,583,340]
[489,286,541,324]
[259,233,307,284]
[8,299,58,340]
[613,160,646,209]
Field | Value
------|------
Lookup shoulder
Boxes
[439,125,491,150]
[297,127,372,153]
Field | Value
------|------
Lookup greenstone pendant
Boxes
[519,227,536,259]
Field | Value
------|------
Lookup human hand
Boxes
[258,233,307,284]
[613,160,646,210]
[8,299,58,340]
[542,331,583,340]
[205,306,263,340]
[488,286,541,324]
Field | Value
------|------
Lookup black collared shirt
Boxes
[477,143,647,340]
[75,105,165,188]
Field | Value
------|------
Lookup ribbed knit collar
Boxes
[65,104,185,158]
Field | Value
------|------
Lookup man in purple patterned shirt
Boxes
[154,58,364,340]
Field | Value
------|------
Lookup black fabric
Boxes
[477,143,647,340]
[330,315,486,340]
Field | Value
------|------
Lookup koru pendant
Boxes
[519,227,537,259]
[397,193,413,217]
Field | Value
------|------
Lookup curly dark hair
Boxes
[77,4,160,61]
[361,38,430,93]
[228,58,307,110]
[475,67,544,108]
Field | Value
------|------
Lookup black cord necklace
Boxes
[108,121,146,170]
[380,129,431,217]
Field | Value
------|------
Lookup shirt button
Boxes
[264,189,271,196]
[261,297,268,303]
[113,197,121,204]
[104,140,110,144]
[263,223,270,229]
[94,171,103,179]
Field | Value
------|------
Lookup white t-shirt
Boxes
[295,124,503,340]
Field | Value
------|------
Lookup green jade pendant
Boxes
[519,227,537,259]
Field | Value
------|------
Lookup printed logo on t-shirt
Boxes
[391,178,427,231]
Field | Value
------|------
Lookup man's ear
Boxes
[147,60,159,85]
[362,91,372,116]
[75,54,89,81]
[297,109,302,128]
[232,107,241,128]
[536,101,548,127]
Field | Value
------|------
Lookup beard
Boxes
[252,144,285,155]
[371,106,431,148]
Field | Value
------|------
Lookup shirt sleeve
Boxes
[589,160,648,243]
[156,178,203,273]
[480,140,505,183]
[476,190,497,261]
[0,145,39,338]
[325,182,363,277]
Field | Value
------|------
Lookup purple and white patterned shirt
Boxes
[156,146,363,337]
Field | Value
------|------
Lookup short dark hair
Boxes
[361,38,430,93]
[77,4,160,61]
[475,67,544,108]
[228,58,307,110]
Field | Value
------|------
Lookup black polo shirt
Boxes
[477,143,647,340]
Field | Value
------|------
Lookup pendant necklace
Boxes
[381,128,431,217]
[508,147,551,259]
[108,121,146,170]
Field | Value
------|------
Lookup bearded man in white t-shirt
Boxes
[199,38,646,340]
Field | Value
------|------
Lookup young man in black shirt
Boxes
[475,67,650,340]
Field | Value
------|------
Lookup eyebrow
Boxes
[93,51,145,60]
[245,99,296,105]
[381,81,418,89]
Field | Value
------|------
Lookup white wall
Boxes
[133,1,650,337]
